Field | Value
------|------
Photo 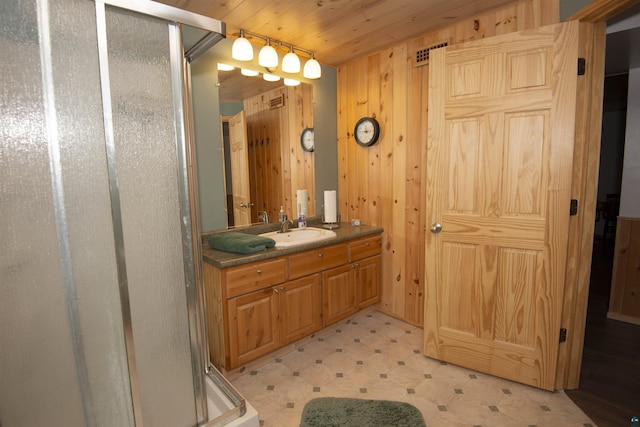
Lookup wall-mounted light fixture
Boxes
[258,38,278,68]
[303,53,321,79]
[282,46,301,73]
[231,29,321,80]
[231,29,253,61]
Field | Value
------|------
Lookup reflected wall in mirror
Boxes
[222,83,315,227]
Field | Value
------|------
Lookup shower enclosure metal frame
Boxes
[93,0,235,425]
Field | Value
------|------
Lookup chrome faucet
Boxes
[258,210,269,224]
[279,217,294,233]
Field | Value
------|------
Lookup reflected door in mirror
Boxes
[229,110,252,226]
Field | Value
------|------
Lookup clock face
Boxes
[301,127,314,152]
[354,117,380,146]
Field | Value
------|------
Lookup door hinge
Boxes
[570,199,578,216]
[578,58,586,75]
[559,328,567,343]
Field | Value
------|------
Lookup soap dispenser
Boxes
[298,203,307,230]
[278,206,285,223]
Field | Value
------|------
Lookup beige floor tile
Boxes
[230,310,596,427]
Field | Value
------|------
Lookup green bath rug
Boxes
[300,397,426,427]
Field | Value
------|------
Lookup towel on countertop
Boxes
[208,232,276,254]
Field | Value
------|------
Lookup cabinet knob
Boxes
[274,288,279,294]
[365,242,370,246]
[256,269,262,275]
[280,286,285,291]
[318,253,323,258]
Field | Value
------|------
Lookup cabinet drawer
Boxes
[289,244,348,279]
[350,235,382,261]
[225,258,287,298]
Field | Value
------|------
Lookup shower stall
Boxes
[0,0,255,425]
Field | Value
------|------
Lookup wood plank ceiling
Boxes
[160,0,517,66]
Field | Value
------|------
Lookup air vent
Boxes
[269,94,285,109]
[413,40,450,67]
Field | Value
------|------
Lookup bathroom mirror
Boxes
[219,72,315,228]
[188,33,337,233]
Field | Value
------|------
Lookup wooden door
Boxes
[280,274,322,344]
[424,22,578,391]
[322,264,357,325]
[356,255,381,309]
[227,287,280,368]
[229,110,252,226]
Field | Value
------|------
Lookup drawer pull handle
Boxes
[274,288,279,294]
[318,253,323,258]
[256,269,263,275]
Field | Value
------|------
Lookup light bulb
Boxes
[303,56,321,79]
[217,63,234,71]
[232,31,253,61]
[241,68,259,76]
[282,47,300,73]
[284,78,300,86]
[258,41,278,68]
[263,73,281,82]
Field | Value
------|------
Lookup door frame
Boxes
[558,0,637,389]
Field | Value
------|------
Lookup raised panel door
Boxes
[322,264,357,325]
[227,287,280,368]
[356,255,381,309]
[424,22,578,391]
[280,274,322,344]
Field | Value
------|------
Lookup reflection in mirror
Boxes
[188,33,337,233]
[221,80,315,228]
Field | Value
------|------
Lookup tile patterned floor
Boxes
[231,310,596,427]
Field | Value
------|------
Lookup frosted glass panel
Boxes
[105,7,196,427]
[1,1,200,426]
[0,0,132,426]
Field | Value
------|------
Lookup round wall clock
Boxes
[354,117,380,147]
[300,127,315,152]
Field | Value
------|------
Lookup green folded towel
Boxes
[208,232,276,254]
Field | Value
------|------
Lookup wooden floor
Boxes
[565,238,640,427]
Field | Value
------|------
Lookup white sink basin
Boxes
[259,227,337,247]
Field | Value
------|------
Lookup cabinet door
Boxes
[322,264,357,326]
[280,274,322,344]
[356,255,381,309]
[227,287,280,368]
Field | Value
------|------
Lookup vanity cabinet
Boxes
[203,232,382,371]
[322,264,357,325]
[323,235,382,325]
[227,273,322,367]
[279,274,322,344]
[350,235,382,309]
[228,286,280,366]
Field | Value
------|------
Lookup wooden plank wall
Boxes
[608,217,640,325]
[337,0,559,326]
[244,84,315,222]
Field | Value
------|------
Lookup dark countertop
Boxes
[202,220,384,269]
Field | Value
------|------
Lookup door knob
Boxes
[430,222,442,233]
